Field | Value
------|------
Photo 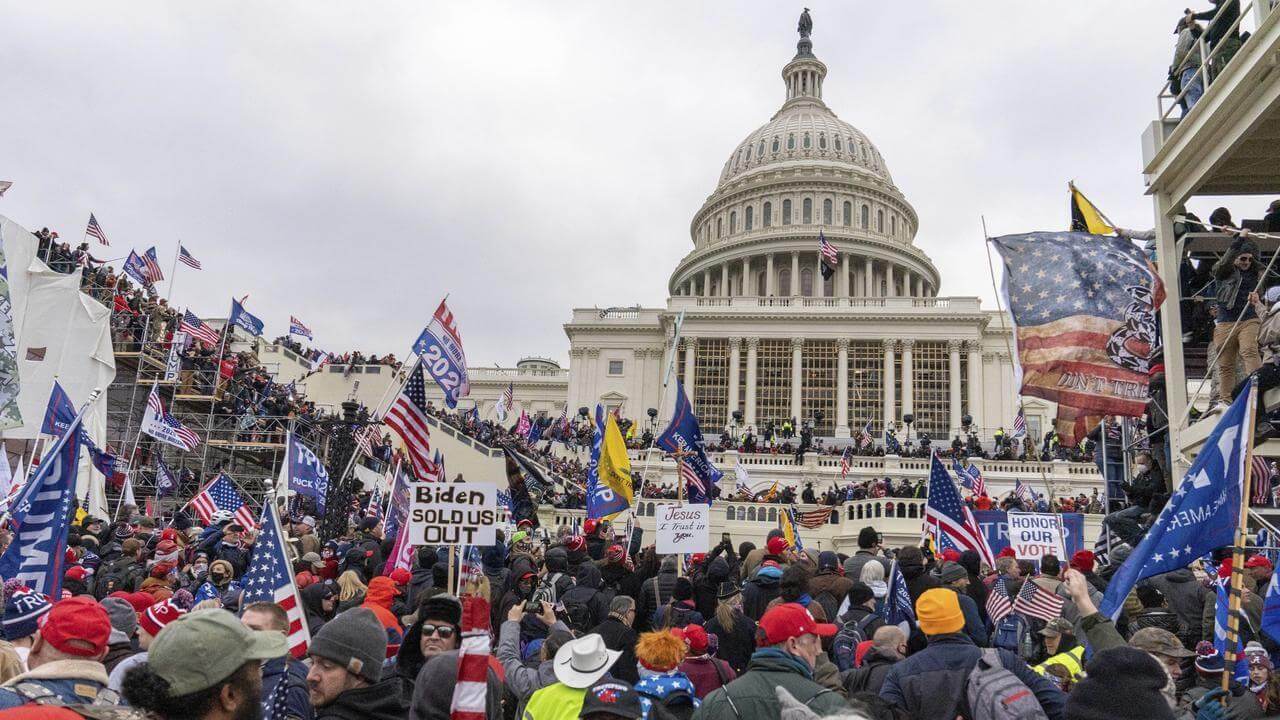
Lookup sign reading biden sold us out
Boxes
[408,483,499,545]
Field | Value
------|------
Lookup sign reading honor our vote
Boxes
[655,503,710,554]
[408,483,499,545]
[1006,512,1066,560]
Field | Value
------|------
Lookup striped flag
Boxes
[857,421,874,449]
[818,230,838,280]
[1251,456,1274,506]
[1013,578,1065,622]
[986,576,1014,624]
[840,446,854,479]
[495,383,513,423]
[141,246,164,283]
[1013,478,1033,505]
[288,316,313,340]
[177,245,201,269]
[451,597,492,720]
[85,213,110,246]
[190,473,256,529]
[383,363,437,482]
[794,505,832,530]
[179,310,220,345]
[141,386,201,451]
[240,497,310,659]
[1012,408,1026,439]
[925,453,994,567]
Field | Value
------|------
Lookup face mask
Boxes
[1135,463,1149,475]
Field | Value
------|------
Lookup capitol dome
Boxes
[670,26,938,300]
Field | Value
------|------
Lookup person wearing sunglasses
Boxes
[392,595,464,709]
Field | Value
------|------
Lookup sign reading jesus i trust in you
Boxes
[655,503,709,554]
[408,482,499,545]
[1006,512,1066,560]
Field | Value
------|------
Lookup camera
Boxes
[523,600,542,614]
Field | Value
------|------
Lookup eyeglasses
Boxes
[420,624,456,639]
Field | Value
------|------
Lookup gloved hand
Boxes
[1194,689,1240,720]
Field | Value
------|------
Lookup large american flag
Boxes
[383,362,437,481]
[1011,408,1027,439]
[925,453,994,566]
[1251,456,1274,507]
[818,230,838,278]
[987,576,1013,623]
[179,310,220,346]
[1012,577,1065,622]
[679,460,706,499]
[178,245,201,270]
[840,446,854,479]
[142,386,202,451]
[794,505,833,530]
[141,246,164,283]
[85,213,110,246]
[241,498,309,659]
[857,421,874,450]
[191,473,257,529]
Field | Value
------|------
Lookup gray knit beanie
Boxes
[308,607,387,682]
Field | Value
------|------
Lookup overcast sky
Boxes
[0,2,1257,366]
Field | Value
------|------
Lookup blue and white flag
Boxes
[122,250,155,287]
[885,560,916,631]
[0,400,82,597]
[1215,581,1250,682]
[42,381,121,482]
[526,417,544,444]
[382,463,411,542]
[155,456,176,498]
[286,433,330,513]
[288,316,313,340]
[412,299,470,408]
[1098,378,1253,619]
[228,298,264,337]
[655,381,722,505]
[1262,570,1280,646]
[884,429,901,454]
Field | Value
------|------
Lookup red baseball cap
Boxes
[675,624,709,654]
[38,596,110,657]
[1246,555,1273,570]
[757,603,837,645]
[689,553,707,566]
[766,536,788,555]
[64,566,89,583]
[389,568,412,585]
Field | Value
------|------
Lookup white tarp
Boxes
[0,215,115,516]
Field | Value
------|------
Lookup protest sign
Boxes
[974,511,1083,558]
[655,503,709,554]
[408,482,499,545]
[164,332,188,382]
[1006,512,1067,560]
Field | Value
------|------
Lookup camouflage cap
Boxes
[1129,627,1194,658]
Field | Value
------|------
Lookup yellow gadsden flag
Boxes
[1069,182,1114,235]
[599,412,634,506]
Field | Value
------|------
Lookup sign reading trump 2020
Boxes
[407,483,498,545]
[413,299,470,408]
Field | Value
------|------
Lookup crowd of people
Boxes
[0,496,1271,720]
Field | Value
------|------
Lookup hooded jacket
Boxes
[410,651,503,720]
[1147,567,1209,644]
[693,556,733,621]
[695,649,849,720]
[559,563,609,632]
[637,558,680,632]
[741,567,782,621]
[314,677,404,720]
[300,582,335,635]
[361,576,405,653]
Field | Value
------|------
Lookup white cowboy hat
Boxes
[553,633,621,689]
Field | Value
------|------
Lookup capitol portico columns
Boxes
[791,252,800,297]
[703,270,712,297]
[882,339,895,429]
[948,339,963,437]
[839,254,850,297]
[864,258,874,298]
[766,255,776,296]
[967,341,984,430]
[683,337,698,392]
[886,264,895,297]
[836,339,850,437]
[790,338,804,420]
[744,338,759,427]
[727,338,742,427]
[742,257,752,295]
[900,339,915,417]
[720,264,730,298]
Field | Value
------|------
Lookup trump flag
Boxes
[413,299,470,408]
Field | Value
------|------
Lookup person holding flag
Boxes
[585,404,632,519]
[655,381,722,505]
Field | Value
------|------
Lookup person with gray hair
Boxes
[858,560,887,613]
[843,625,906,696]
[590,595,639,684]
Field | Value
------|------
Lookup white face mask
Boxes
[1134,463,1150,475]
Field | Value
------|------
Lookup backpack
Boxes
[640,687,698,720]
[989,614,1032,658]
[812,589,840,625]
[831,612,880,671]
[531,572,566,606]
[93,559,136,599]
[563,593,596,634]
[965,648,1049,720]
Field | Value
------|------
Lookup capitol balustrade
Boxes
[666,295,982,314]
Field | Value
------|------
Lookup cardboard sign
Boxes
[973,511,1085,558]
[1006,512,1067,560]
[407,483,499,545]
[655,503,709,554]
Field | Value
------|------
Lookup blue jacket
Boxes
[879,633,1065,720]
[0,660,118,709]
[262,656,312,720]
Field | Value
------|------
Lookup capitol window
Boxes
[800,268,814,296]
[823,199,832,225]
[763,202,772,227]
[745,206,754,231]
[772,136,780,153]
[803,132,811,149]
[818,133,827,150]
[730,211,737,233]
[757,140,765,157]
[782,199,792,225]
[608,360,624,376]
[778,268,792,295]
[860,205,869,228]
[802,198,812,224]
[835,136,842,151]
[843,201,852,227]
[877,210,885,233]
[717,217,723,238]
[787,134,795,150]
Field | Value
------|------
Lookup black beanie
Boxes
[673,577,694,602]
[858,526,879,549]
[847,581,874,607]
[1065,647,1175,720]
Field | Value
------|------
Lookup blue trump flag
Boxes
[1098,378,1253,618]
[1263,571,1280,646]
[655,381,722,504]
[0,399,83,597]
[286,433,330,513]
[1215,580,1250,681]
[43,381,121,483]
[586,405,631,519]
[412,299,470,408]
[155,456,176,498]
[885,560,916,629]
[228,298,264,337]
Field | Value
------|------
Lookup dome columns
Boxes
[673,251,935,300]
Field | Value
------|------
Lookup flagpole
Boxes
[165,239,181,304]
[626,316,687,551]
[1222,380,1258,694]
[982,216,1026,455]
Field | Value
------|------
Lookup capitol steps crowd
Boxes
[0,506,1272,720]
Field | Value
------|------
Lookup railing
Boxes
[670,296,983,312]
[1158,0,1276,122]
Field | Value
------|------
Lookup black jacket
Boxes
[843,646,899,695]
[636,566,679,632]
[560,564,610,632]
[591,615,639,684]
[740,573,781,621]
[704,609,757,674]
[314,678,404,720]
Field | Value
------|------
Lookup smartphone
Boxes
[721,532,732,543]
[523,600,541,614]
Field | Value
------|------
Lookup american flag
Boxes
[177,245,201,270]
[924,453,994,567]
[496,383,513,422]
[190,473,256,529]
[383,362,437,481]
[142,386,202,451]
[85,213,109,246]
[1012,577,1065,622]
[818,230,838,280]
[458,545,483,590]
[354,424,381,458]
[1013,478,1033,505]
[679,458,707,499]
[987,576,1014,623]
[840,446,854,479]
[952,459,988,497]
[241,498,310,659]
[857,421,874,449]
[141,246,164,283]
[794,505,832,530]
[180,310,220,345]
[1012,407,1026,439]
[1250,456,1274,506]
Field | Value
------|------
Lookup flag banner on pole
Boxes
[1262,570,1280,645]
[382,463,412,543]
[85,213,110,246]
[141,386,201,451]
[503,450,545,528]
[1098,378,1253,619]
[885,560,916,631]
[857,421,874,450]
[228,298,264,337]
[586,404,632,519]
[43,381,123,484]
[155,456,176,498]
[191,473,257,529]
[178,245,201,269]
[180,310,220,346]
[122,250,153,287]
[925,453,994,567]
[733,463,752,496]
[990,231,1164,446]
[794,506,832,530]
[384,362,438,482]
[242,498,311,659]
[513,412,531,438]
[818,230,838,280]
[413,299,471,408]
[780,508,802,550]
[655,381,722,505]
[495,383,513,423]
[840,446,854,479]
[1214,581,1249,682]
[1012,408,1027,439]
[1012,577,1065,622]
[0,405,81,597]
[1068,182,1115,236]
[451,597,492,720]
[288,316,312,340]
[139,246,164,283]
[285,433,330,513]
[986,576,1013,624]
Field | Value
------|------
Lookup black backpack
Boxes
[93,559,137,599]
[812,589,840,626]
[832,612,881,672]
[562,592,596,634]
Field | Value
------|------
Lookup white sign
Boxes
[1007,512,1066,560]
[164,332,189,382]
[655,502,709,554]
[407,482,499,545]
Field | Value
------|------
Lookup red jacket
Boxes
[678,656,737,700]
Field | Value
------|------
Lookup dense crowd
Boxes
[0,496,1271,720]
